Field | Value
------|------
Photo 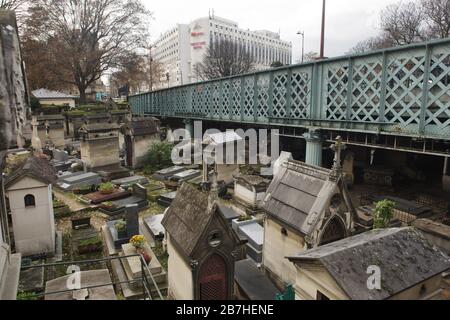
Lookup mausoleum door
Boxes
[198,254,228,300]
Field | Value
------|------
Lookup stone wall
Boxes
[166,234,194,300]
[263,218,306,289]
[131,135,159,169]
[0,11,29,150]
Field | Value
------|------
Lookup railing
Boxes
[129,38,450,140]
[19,254,164,301]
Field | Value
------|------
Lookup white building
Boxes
[152,15,292,88]
[5,156,57,257]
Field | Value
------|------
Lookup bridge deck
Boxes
[129,38,450,140]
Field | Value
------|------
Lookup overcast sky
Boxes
[142,0,399,62]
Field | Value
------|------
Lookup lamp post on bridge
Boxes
[319,0,326,59]
[148,44,157,92]
[297,31,305,64]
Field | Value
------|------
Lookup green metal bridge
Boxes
[129,38,450,141]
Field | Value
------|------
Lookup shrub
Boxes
[373,199,396,229]
[17,291,39,301]
[146,142,174,172]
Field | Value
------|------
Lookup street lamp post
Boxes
[148,44,157,92]
[297,31,305,64]
[166,72,170,88]
[320,0,326,59]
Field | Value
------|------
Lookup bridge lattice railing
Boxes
[129,39,450,139]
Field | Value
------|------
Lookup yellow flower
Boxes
[130,235,146,248]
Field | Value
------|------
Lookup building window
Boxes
[24,194,36,208]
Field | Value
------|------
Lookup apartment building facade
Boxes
[152,15,292,89]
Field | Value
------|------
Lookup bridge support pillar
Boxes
[303,129,323,167]
[184,119,194,138]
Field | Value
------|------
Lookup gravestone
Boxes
[125,204,139,238]
[57,172,102,191]
[153,166,185,180]
[53,149,69,162]
[112,175,149,188]
[171,169,201,183]
[144,214,165,240]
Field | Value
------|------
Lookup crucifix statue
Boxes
[330,136,346,180]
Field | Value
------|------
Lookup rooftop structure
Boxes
[288,228,450,300]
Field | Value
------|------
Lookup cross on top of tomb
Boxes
[330,136,346,181]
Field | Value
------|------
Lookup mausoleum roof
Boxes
[5,155,57,188]
[263,160,351,237]
[288,228,450,300]
[123,117,160,136]
[162,183,240,260]
[32,88,77,100]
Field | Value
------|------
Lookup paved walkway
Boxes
[53,189,88,212]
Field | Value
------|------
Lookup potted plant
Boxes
[101,201,116,210]
[115,220,127,239]
[130,235,152,265]
[99,182,115,195]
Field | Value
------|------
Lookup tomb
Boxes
[56,172,102,191]
[83,188,131,205]
[144,214,166,241]
[112,175,149,188]
[157,191,178,207]
[235,222,264,264]
[5,156,57,257]
[233,174,270,212]
[50,149,74,172]
[106,205,140,249]
[262,137,358,288]
[122,117,162,169]
[79,122,130,179]
[111,243,168,300]
[202,131,242,184]
[162,183,245,300]
[31,115,66,150]
[218,205,241,225]
[45,270,116,300]
[287,228,450,300]
[273,152,293,177]
[99,184,148,216]
[234,259,280,300]
[170,169,202,184]
[66,113,85,139]
[153,166,185,180]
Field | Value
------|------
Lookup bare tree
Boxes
[350,0,449,53]
[27,0,151,104]
[380,1,426,45]
[348,36,395,54]
[194,39,255,81]
[0,0,28,10]
[421,0,450,39]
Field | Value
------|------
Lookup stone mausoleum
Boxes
[121,117,161,169]
[162,183,244,300]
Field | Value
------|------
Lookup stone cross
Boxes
[330,136,346,180]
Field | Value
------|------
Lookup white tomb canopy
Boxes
[202,131,243,146]
[273,152,293,177]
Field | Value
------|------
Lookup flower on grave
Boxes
[130,235,146,249]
